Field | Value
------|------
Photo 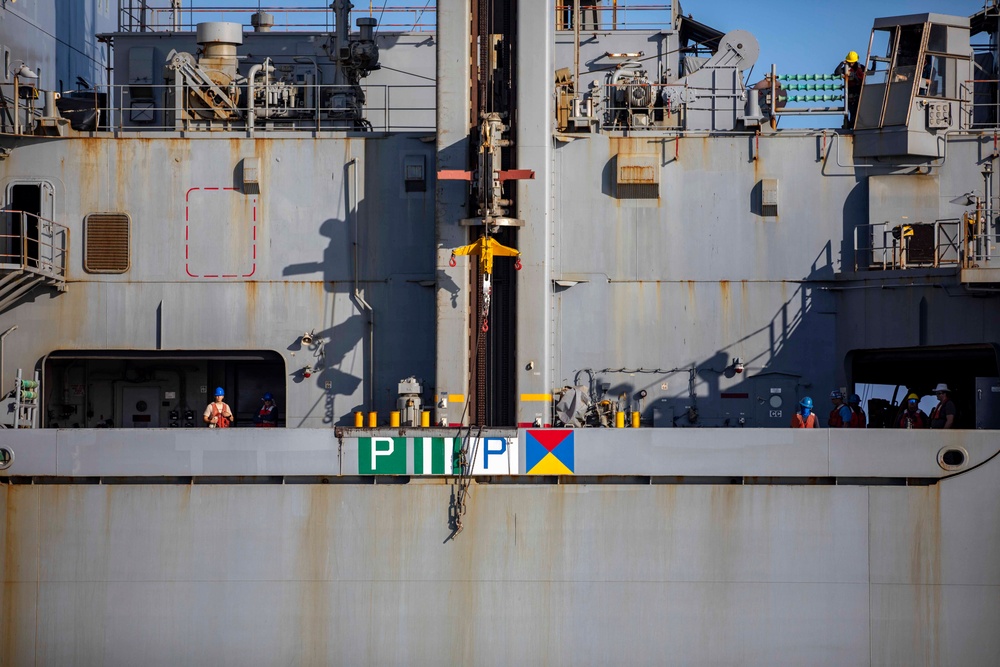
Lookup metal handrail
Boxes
[0,211,69,280]
[120,2,440,33]
[853,219,962,271]
[0,82,435,134]
[556,2,674,31]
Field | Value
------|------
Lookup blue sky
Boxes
[166,1,990,69]
[164,1,989,128]
[689,0,988,82]
[688,0,989,127]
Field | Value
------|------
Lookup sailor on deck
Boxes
[790,396,818,428]
[929,383,956,429]
[204,387,234,428]
[828,390,853,428]
[834,51,866,128]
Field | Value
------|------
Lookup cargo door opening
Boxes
[40,350,285,429]
[848,344,1000,428]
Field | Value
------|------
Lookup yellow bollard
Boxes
[631,411,640,428]
[615,411,625,428]
[367,411,377,428]
[390,411,401,428]
[354,411,364,428]
[421,410,431,428]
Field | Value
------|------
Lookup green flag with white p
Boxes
[358,437,461,474]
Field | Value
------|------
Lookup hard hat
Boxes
[848,393,861,404]
[845,51,859,64]
[262,392,274,401]
[906,392,920,403]
[799,396,814,409]
[933,383,951,393]
[830,390,844,400]
[214,387,225,397]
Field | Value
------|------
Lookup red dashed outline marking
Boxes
[185,187,257,279]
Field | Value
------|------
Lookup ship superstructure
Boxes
[0,1,999,664]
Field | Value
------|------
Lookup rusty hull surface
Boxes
[1,446,999,666]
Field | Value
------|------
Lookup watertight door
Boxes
[975,377,1000,429]
[753,377,799,427]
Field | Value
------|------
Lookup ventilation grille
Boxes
[84,213,130,274]
[242,157,261,195]
[618,183,660,199]
[761,178,779,217]
[615,155,659,200]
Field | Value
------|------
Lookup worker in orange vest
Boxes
[203,386,233,428]
[254,392,278,427]
[847,393,867,428]
[828,390,852,427]
[790,396,818,428]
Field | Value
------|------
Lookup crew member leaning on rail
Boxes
[204,386,234,428]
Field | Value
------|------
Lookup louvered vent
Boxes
[761,178,779,217]
[84,213,130,274]
[616,155,659,200]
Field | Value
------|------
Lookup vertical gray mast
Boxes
[435,0,473,426]
[515,0,553,426]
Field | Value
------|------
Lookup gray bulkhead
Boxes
[0,2,997,430]
[0,132,437,427]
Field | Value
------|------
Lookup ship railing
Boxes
[960,79,1000,130]
[556,2,674,31]
[0,82,436,134]
[119,2,437,33]
[964,205,1000,267]
[0,211,69,282]
[853,219,961,271]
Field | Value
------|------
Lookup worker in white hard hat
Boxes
[929,383,956,429]
[834,50,866,129]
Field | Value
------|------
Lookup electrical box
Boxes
[927,101,951,129]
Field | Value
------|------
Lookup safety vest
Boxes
[897,410,927,429]
[210,402,231,429]
[791,413,817,428]
[849,406,866,428]
[255,404,276,427]
[828,408,844,428]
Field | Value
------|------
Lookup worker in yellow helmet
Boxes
[894,392,928,429]
[834,50,866,129]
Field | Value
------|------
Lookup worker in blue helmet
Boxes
[203,386,234,428]
[254,391,278,427]
[847,393,867,428]
[828,390,852,428]
[791,396,818,428]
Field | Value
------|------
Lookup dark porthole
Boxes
[937,447,969,471]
